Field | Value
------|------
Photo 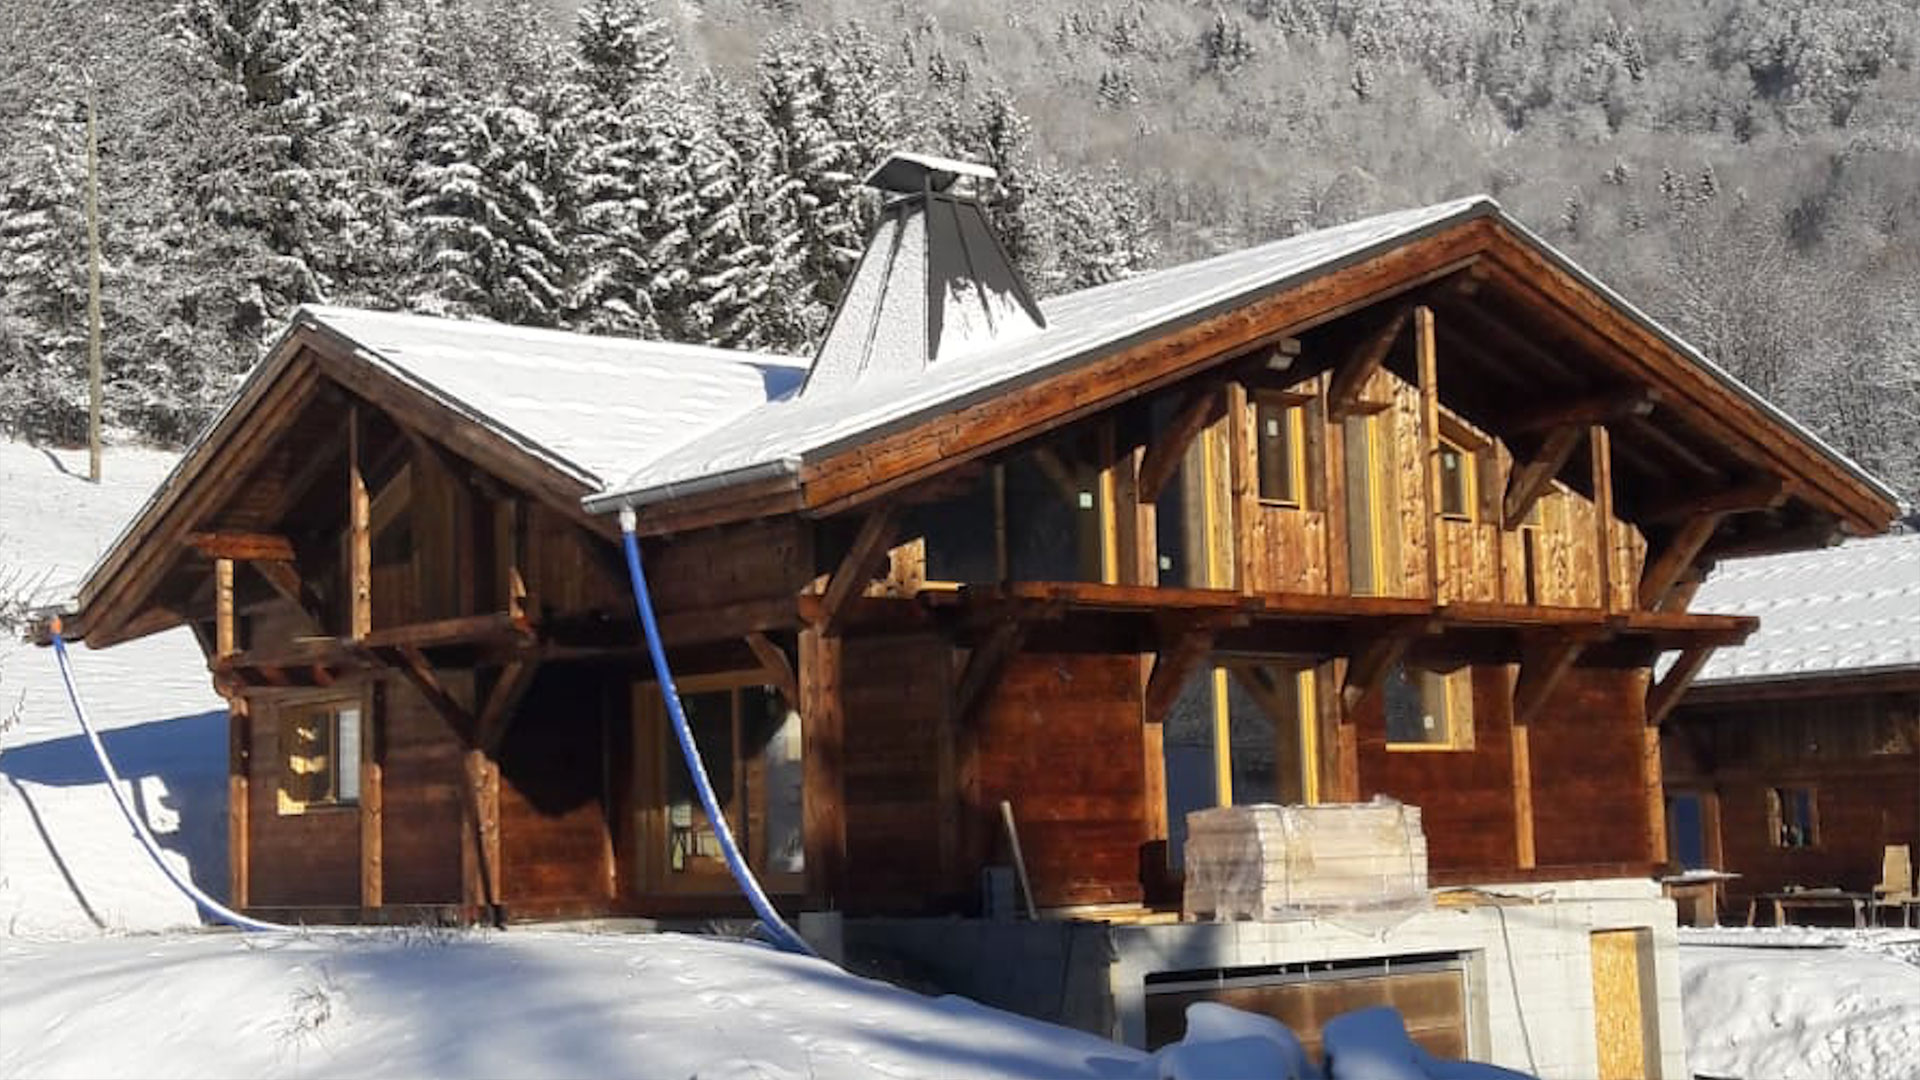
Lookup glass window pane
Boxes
[667,691,735,871]
[335,706,361,803]
[1163,668,1219,868]
[907,468,1000,583]
[1005,446,1100,582]
[741,687,805,875]
[1439,444,1470,518]
[1256,402,1297,504]
[1344,415,1376,595]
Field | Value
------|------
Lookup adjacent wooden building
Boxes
[1663,532,1920,919]
[42,157,1900,1071]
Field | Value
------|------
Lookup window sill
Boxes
[1384,742,1474,753]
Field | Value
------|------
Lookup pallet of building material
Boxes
[1182,798,1430,922]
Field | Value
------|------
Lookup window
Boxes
[277,697,364,814]
[897,429,1110,586]
[1163,661,1320,869]
[1384,663,1474,750]
[1437,439,1474,520]
[1255,396,1306,506]
[641,680,805,892]
[1767,787,1818,849]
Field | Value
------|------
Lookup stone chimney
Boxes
[802,152,1047,397]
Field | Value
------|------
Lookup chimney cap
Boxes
[865,152,998,196]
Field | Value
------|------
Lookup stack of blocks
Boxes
[1183,799,1430,921]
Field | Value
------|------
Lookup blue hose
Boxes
[48,627,293,933]
[617,509,817,957]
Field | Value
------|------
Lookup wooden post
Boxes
[463,743,501,920]
[84,75,103,484]
[1227,381,1255,594]
[361,686,384,911]
[1644,723,1666,868]
[227,698,250,911]
[1509,669,1536,869]
[799,627,846,908]
[214,557,236,659]
[348,406,372,639]
[1415,306,1442,599]
[1592,424,1616,612]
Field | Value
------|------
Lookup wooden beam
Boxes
[954,621,1028,729]
[214,557,236,660]
[1227,380,1254,594]
[1640,476,1789,525]
[476,660,537,755]
[1137,383,1224,504]
[799,627,846,908]
[384,644,473,734]
[187,531,296,562]
[1647,646,1715,728]
[250,559,324,630]
[1512,631,1592,726]
[1415,306,1443,598]
[1511,720,1535,870]
[348,405,371,641]
[1592,423,1617,613]
[744,633,798,709]
[1341,617,1433,714]
[361,686,383,911]
[1639,513,1726,611]
[1502,425,1583,530]
[228,698,250,911]
[1327,306,1409,419]
[1508,388,1656,434]
[818,506,898,635]
[1145,627,1216,725]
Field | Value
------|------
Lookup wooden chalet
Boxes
[43,155,1900,1068]
[1663,532,1920,924]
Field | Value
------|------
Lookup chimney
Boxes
[802,152,1047,397]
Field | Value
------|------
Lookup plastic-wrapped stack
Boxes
[1183,798,1430,922]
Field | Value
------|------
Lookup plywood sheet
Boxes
[1590,928,1651,1080]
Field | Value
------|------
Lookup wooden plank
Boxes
[1511,720,1535,870]
[1647,646,1715,728]
[1642,724,1665,871]
[1502,425,1583,530]
[818,506,899,635]
[349,405,372,640]
[1145,628,1215,725]
[228,698,250,911]
[1137,383,1224,504]
[1591,930,1652,1080]
[1639,513,1725,611]
[954,621,1028,729]
[1327,306,1409,419]
[744,632,799,708]
[1416,307,1442,600]
[214,557,236,659]
[361,686,384,911]
[799,627,846,908]
[1592,424,1617,613]
[1227,381,1255,595]
[186,531,297,562]
[1640,476,1788,524]
[1113,444,1156,586]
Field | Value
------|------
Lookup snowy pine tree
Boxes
[0,100,91,441]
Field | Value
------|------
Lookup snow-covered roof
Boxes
[302,306,807,488]
[1691,532,1920,686]
[584,195,1898,515]
[586,197,1495,512]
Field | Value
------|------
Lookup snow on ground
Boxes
[0,929,1154,1080]
[0,439,225,937]
[1679,927,1920,1079]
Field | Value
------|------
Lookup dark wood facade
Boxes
[1664,672,1920,912]
[54,212,1898,923]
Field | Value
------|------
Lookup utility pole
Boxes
[84,74,104,483]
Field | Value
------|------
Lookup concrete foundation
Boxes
[844,877,1686,1079]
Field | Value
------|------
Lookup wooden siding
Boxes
[498,667,617,907]
[970,653,1148,907]
[245,691,360,908]
[1356,666,1518,874]
[1530,669,1657,870]
[379,679,465,904]
[840,633,959,912]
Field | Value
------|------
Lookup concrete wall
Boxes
[846,877,1687,1080]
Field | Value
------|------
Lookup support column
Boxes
[799,627,846,908]
[361,685,384,910]
[227,697,250,911]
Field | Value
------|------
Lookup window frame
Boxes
[1253,391,1310,509]
[275,690,368,816]
[634,672,807,897]
[1766,785,1820,850]
[1384,664,1476,752]
[1435,437,1476,522]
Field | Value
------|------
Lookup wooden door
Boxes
[1591,929,1652,1080]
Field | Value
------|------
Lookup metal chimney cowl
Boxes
[801,152,1048,397]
